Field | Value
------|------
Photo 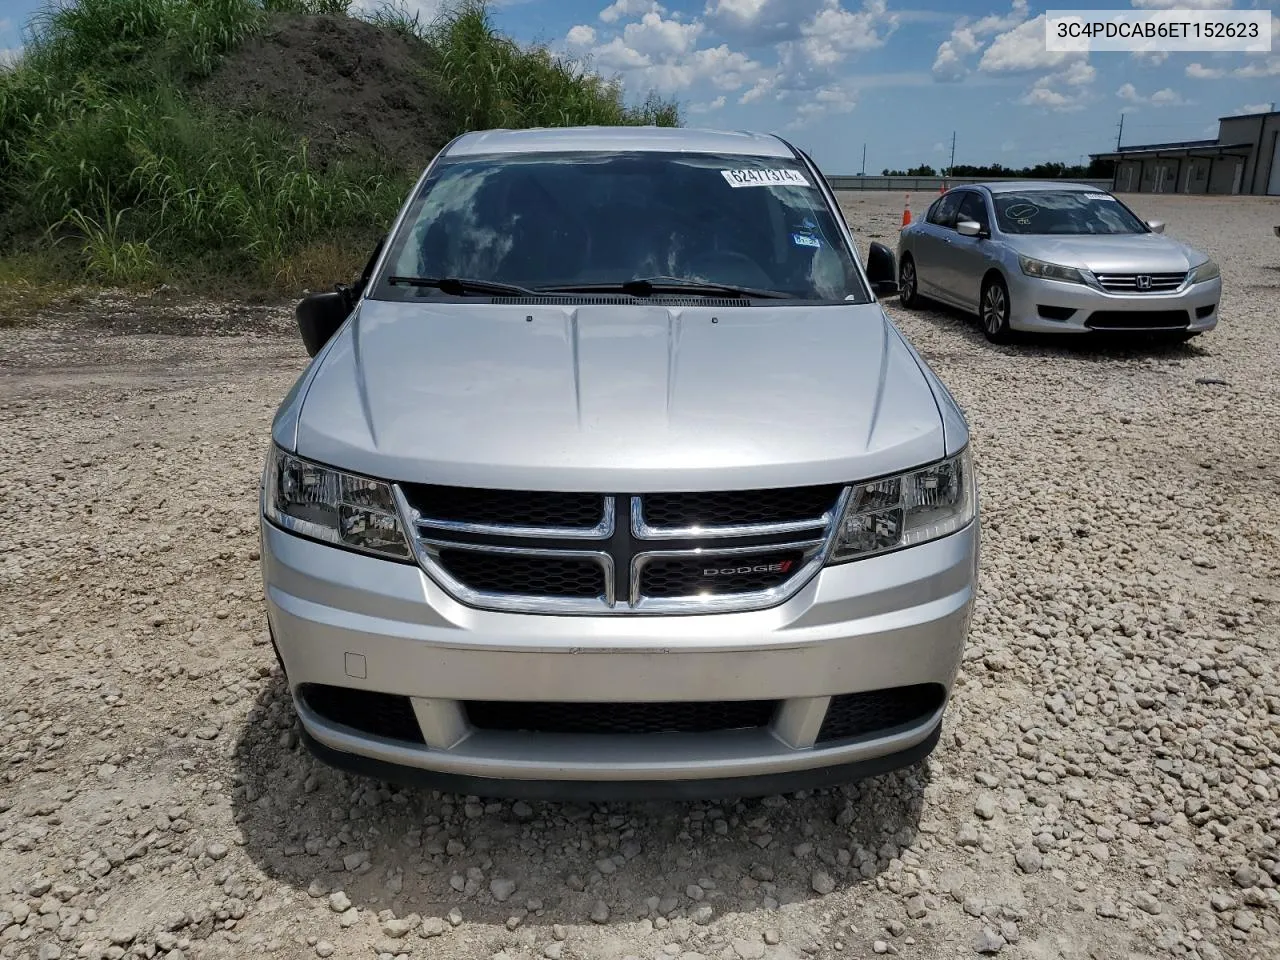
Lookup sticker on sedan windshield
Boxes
[1084,192,1115,201]
[721,168,811,188]
[791,233,822,249]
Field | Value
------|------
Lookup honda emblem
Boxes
[1135,275,1152,291]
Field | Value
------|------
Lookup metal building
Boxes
[1090,109,1280,196]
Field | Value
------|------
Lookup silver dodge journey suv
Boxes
[260,126,979,799]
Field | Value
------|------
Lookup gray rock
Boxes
[1014,847,1043,874]
[691,905,714,925]
[1133,892,1161,915]
[733,938,765,960]
[489,878,517,903]
[590,900,610,924]
[811,870,836,895]
[1234,865,1263,889]
[974,795,997,821]
[315,943,334,958]
[974,928,1005,954]
[420,917,446,938]
[906,896,927,920]
[328,892,351,913]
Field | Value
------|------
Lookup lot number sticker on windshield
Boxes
[721,168,811,188]
[1084,193,1115,201]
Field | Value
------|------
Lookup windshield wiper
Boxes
[537,277,792,299]
[387,276,538,296]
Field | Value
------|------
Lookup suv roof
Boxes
[444,125,795,159]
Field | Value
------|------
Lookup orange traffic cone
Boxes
[901,193,912,227]
[940,181,948,195]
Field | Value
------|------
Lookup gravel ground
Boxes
[1,192,1278,960]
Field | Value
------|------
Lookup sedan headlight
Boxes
[1188,259,1220,284]
[1018,255,1085,284]
[263,446,412,560]
[829,449,976,564]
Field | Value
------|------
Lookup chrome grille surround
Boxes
[394,486,849,616]
[1091,271,1187,294]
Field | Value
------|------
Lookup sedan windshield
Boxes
[993,191,1148,236]
[376,151,867,302]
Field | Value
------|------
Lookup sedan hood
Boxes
[1013,233,1206,274]
[292,298,948,491]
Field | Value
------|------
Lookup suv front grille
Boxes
[465,699,778,735]
[398,485,846,615]
[1093,271,1186,293]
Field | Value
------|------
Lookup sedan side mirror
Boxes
[296,289,352,358]
[956,219,985,238]
[1147,219,1166,234]
[866,241,899,295]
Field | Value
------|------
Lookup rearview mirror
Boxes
[1147,219,1166,234]
[956,219,983,238]
[866,241,898,296]
[296,289,352,358]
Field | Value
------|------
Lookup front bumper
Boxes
[1005,273,1221,334]
[261,518,978,798]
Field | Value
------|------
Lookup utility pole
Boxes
[948,131,956,177]
[861,143,867,176]
[1116,113,1125,151]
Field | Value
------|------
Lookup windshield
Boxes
[375,150,868,302]
[992,191,1148,236]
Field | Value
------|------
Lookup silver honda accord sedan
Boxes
[897,181,1222,343]
[260,126,979,800]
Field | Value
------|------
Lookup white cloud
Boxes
[600,0,664,24]
[979,15,1082,74]
[688,95,727,113]
[1117,82,1187,107]
[593,36,653,70]
[622,11,703,56]
[1185,62,1225,78]
[1060,60,1095,86]
[1131,0,1233,7]
[930,0,1028,81]
[0,47,21,69]
[1184,56,1280,80]
[565,24,597,47]
[1132,50,1168,66]
[1235,57,1280,78]
[798,0,898,67]
[1234,102,1274,115]
[1019,71,1091,111]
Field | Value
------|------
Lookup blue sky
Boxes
[2,0,1278,171]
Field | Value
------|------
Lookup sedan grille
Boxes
[299,684,425,744]
[1092,271,1186,293]
[465,699,778,735]
[1085,310,1190,331]
[397,485,845,615]
[816,684,947,744]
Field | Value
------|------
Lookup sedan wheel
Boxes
[899,257,919,309]
[980,276,1012,344]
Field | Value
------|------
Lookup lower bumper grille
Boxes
[465,700,779,735]
[816,684,946,744]
[299,684,425,744]
[1085,309,1190,331]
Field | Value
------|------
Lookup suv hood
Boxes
[1012,233,1206,274]
[289,299,951,491]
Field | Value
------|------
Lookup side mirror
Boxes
[296,289,352,358]
[866,241,899,296]
[956,219,984,238]
[1147,220,1166,234]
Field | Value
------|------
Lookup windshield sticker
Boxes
[1084,192,1115,201]
[791,233,822,249]
[1005,202,1040,221]
[721,168,811,188]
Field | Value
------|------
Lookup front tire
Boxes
[899,256,920,309]
[980,275,1012,344]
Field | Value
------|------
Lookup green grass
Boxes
[0,0,680,299]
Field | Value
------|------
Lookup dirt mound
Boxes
[201,13,450,173]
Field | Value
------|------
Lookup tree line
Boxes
[876,160,1116,179]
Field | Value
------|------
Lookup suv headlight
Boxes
[1188,259,1220,284]
[828,449,976,563]
[263,446,412,560]
[1018,255,1085,284]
